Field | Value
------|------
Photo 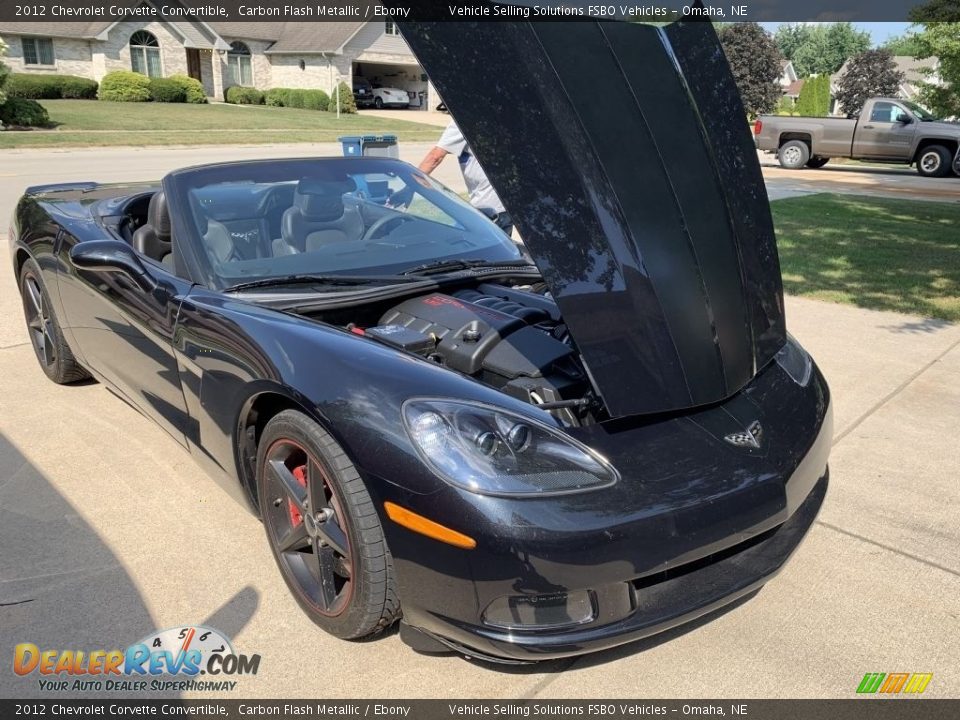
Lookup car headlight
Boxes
[775,333,813,386]
[402,399,619,497]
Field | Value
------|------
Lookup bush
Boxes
[302,89,329,111]
[59,75,98,99]
[99,71,151,102]
[327,82,357,114]
[6,74,98,100]
[225,86,264,105]
[148,77,187,103]
[284,89,306,108]
[265,88,290,106]
[0,97,51,127]
[168,74,206,104]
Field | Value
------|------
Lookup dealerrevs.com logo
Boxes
[13,625,260,693]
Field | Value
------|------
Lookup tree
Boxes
[905,1,960,118]
[912,23,960,118]
[883,33,926,57]
[796,75,831,116]
[774,23,871,77]
[719,23,783,117]
[0,37,10,106]
[834,49,905,117]
[909,0,960,22]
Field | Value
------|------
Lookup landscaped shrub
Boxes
[302,89,329,111]
[168,74,206,104]
[98,71,151,102]
[225,86,264,105]
[326,82,357,114]
[0,97,51,127]
[59,75,98,99]
[265,88,290,106]
[5,73,96,100]
[148,77,187,103]
[284,89,306,108]
[5,74,98,100]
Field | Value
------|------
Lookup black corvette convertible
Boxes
[9,18,831,663]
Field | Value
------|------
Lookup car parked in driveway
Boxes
[352,77,376,108]
[754,97,960,177]
[9,17,832,663]
[373,86,410,109]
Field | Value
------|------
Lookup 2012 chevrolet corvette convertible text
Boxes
[8,17,831,662]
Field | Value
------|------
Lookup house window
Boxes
[22,37,55,66]
[130,30,162,78]
[226,41,253,87]
[385,22,399,36]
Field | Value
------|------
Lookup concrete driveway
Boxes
[1,145,958,699]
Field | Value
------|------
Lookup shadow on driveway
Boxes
[0,432,260,698]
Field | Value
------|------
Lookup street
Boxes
[1,143,958,698]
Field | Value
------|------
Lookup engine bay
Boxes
[317,282,600,426]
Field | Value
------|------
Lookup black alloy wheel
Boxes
[257,410,399,638]
[19,259,89,384]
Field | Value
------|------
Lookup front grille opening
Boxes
[633,523,782,591]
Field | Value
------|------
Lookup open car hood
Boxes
[397,13,786,418]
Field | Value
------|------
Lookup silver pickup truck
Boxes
[754,97,960,178]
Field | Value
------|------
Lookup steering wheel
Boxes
[363,214,416,241]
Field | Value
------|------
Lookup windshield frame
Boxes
[162,157,523,293]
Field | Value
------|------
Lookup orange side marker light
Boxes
[384,502,477,549]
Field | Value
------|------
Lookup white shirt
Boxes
[436,121,506,215]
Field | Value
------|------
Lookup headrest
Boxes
[294,177,357,221]
[147,191,171,240]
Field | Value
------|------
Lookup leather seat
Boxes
[281,178,364,252]
[132,192,174,269]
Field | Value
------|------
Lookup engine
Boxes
[361,284,592,423]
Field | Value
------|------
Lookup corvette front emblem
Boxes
[724,421,764,449]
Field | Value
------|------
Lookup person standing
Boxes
[418,120,513,236]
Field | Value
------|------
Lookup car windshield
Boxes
[164,158,522,290]
[902,101,938,122]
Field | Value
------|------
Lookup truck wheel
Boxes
[916,146,952,178]
[778,140,810,170]
[806,156,830,169]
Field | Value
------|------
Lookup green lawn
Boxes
[771,193,960,321]
[0,99,442,148]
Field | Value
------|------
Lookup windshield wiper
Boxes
[400,258,537,276]
[224,274,416,293]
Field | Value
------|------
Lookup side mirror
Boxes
[897,115,913,124]
[69,240,158,291]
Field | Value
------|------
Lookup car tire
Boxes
[256,409,400,639]
[806,156,830,169]
[374,97,383,109]
[19,258,90,385]
[778,140,810,170]
[916,145,952,178]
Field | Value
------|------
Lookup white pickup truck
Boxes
[754,97,960,178]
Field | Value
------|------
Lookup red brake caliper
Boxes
[288,464,308,526]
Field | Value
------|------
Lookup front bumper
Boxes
[376,360,832,661]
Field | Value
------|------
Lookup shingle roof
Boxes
[1,20,367,54]
[0,22,112,38]
[257,23,363,53]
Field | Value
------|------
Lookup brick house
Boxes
[0,13,438,108]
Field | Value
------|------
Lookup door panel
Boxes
[853,102,916,159]
[57,236,193,446]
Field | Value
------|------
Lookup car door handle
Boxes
[862,125,875,129]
